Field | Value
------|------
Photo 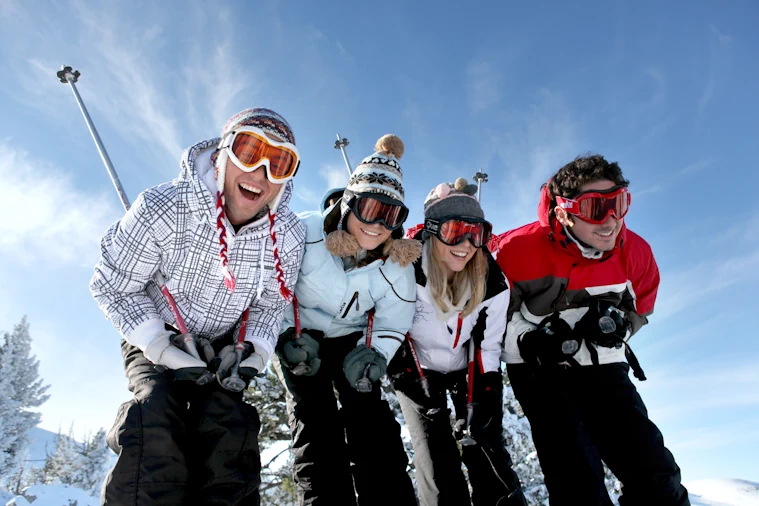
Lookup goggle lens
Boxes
[437,219,492,247]
[229,131,298,180]
[576,190,630,223]
[354,196,408,230]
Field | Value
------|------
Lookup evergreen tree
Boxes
[38,426,79,487]
[37,426,109,497]
[76,429,109,496]
[0,317,50,485]
[244,369,297,506]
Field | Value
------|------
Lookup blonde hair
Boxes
[426,238,488,317]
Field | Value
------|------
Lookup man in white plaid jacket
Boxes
[90,108,306,506]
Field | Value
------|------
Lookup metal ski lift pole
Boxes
[57,65,211,383]
[459,170,490,446]
[473,170,489,202]
[333,134,353,177]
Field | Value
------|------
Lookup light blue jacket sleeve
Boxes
[358,263,417,361]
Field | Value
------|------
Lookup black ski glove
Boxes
[575,300,630,348]
[517,313,581,367]
[276,328,321,376]
[469,371,504,434]
[343,344,387,391]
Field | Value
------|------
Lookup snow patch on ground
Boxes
[4,483,97,506]
[686,478,759,506]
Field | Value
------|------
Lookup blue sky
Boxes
[1,0,757,484]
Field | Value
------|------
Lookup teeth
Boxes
[451,251,467,258]
[361,228,380,237]
[597,230,613,237]
[239,183,262,194]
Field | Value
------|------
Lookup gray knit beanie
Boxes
[423,177,483,220]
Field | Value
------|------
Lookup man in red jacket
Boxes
[497,155,689,506]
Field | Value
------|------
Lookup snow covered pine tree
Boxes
[0,317,50,490]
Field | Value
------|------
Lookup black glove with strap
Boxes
[575,300,646,381]
[517,313,582,367]
[574,300,630,348]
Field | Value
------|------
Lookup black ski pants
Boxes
[507,362,690,506]
[273,332,416,506]
[393,366,527,506]
[103,340,261,506]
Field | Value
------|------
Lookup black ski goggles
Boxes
[424,216,492,248]
[350,194,409,231]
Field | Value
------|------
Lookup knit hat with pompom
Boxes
[423,177,483,220]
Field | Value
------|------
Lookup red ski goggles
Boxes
[424,217,493,248]
[221,126,300,183]
[555,186,631,224]
[351,194,409,231]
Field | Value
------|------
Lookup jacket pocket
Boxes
[341,291,359,318]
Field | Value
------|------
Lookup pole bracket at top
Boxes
[57,65,80,84]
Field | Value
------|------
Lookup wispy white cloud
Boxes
[655,247,759,321]
[699,25,732,113]
[336,40,353,61]
[668,421,759,451]
[294,186,321,207]
[0,0,18,19]
[641,363,759,423]
[484,89,581,231]
[0,143,120,266]
[636,159,710,197]
[466,61,502,114]
[320,163,350,191]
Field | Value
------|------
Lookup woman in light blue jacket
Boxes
[275,135,421,506]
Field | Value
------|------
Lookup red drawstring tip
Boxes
[222,266,236,292]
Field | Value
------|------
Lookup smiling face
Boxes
[431,235,477,280]
[223,158,282,226]
[346,212,392,250]
[555,178,624,251]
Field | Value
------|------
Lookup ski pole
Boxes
[406,333,430,398]
[355,309,375,393]
[459,172,490,444]
[333,134,353,177]
[290,296,312,376]
[459,335,478,447]
[56,65,211,381]
[220,308,251,392]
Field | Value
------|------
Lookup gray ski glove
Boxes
[143,331,209,382]
[343,344,387,392]
[276,329,321,376]
[215,342,254,384]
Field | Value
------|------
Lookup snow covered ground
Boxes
[687,479,759,506]
[4,478,757,505]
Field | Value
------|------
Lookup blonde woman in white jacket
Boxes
[389,178,527,506]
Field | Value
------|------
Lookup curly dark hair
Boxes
[546,154,630,220]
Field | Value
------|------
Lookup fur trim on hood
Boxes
[325,229,421,267]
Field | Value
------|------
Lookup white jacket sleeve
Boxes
[244,219,306,366]
[361,265,417,362]
[479,287,509,373]
[90,191,166,349]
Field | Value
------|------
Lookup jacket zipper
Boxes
[342,291,359,318]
